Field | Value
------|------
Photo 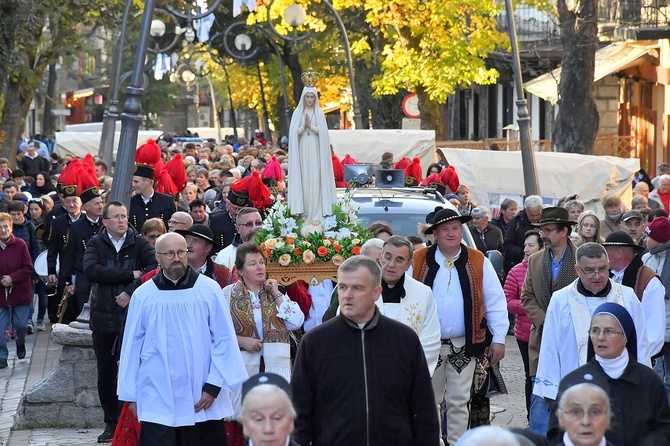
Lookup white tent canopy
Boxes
[55,131,163,158]
[438,148,639,217]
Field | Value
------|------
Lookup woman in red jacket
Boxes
[0,212,35,369]
[504,229,543,419]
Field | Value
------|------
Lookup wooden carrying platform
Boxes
[266,262,338,286]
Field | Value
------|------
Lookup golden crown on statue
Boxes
[301,66,320,87]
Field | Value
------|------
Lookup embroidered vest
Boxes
[413,244,489,357]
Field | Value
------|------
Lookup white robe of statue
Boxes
[287,86,337,236]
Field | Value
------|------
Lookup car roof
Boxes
[337,187,474,246]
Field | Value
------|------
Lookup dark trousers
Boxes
[140,420,229,446]
[92,331,121,424]
[517,338,532,419]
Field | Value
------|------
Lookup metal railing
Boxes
[599,0,670,27]
[437,135,638,158]
[496,6,560,42]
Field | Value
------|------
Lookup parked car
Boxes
[339,186,502,273]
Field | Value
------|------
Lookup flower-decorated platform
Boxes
[256,187,371,286]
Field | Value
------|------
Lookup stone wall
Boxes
[594,75,620,135]
[16,324,104,428]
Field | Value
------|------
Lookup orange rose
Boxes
[334,244,341,253]
[352,246,361,255]
[286,237,295,245]
[264,249,272,259]
[261,242,266,250]
[317,246,329,257]
[294,248,302,256]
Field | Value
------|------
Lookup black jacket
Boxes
[19,154,50,179]
[472,224,504,255]
[547,359,670,446]
[129,191,176,233]
[503,210,534,274]
[291,310,439,446]
[47,213,83,277]
[210,211,237,251]
[61,216,102,304]
[42,204,68,246]
[84,226,157,334]
[491,214,510,238]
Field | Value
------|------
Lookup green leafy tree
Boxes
[0,0,126,165]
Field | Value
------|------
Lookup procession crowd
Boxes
[3,119,670,446]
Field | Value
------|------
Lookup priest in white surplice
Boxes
[534,243,651,404]
[118,233,247,445]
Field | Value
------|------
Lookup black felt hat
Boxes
[532,207,575,226]
[133,163,155,180]
[425,208,472,234]
[602,231,644,251]
[175,224,220,250]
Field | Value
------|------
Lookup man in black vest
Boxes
[129,162,176,233]
[60,176,103,324]
[46,172,83,323]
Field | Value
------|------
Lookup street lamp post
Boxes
[503,0,540,196]
[223,23,274,144]
[267,1,363,129]
[110,0,221,206]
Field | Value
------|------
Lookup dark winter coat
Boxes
[504,210,535,274]
[291,309,439,446]
[83,226,157,335]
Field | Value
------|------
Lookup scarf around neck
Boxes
[596,349,629,379]
[229,280,290,344]
[539,243,577,312]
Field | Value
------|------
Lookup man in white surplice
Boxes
[534,242,650,405]
[117,233,247,444]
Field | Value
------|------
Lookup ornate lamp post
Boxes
[266,1,363,129]
[222,22,273,144]
[110,0,222,206]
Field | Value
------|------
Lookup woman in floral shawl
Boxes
[222,242,304,445]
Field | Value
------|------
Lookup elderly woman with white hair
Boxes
[470,205,504,255]
[240,372,301,446]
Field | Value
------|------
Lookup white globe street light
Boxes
[234,34,252,52]
[284,4,306,27]
[150,19,166,37]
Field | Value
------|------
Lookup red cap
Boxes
[230,171,272,209]
[342,154,358,165]
[165,154,187,192]
[404,157,423,184]
[439,165,460,194]
[262,155,284,181]
[394,157,410,170]
[646,217,670,243]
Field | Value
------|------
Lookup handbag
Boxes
[485,361,508,396]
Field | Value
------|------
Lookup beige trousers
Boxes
[432,337,476,446]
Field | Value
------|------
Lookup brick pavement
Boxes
[2,327,529,445]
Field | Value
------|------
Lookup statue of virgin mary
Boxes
[287,68,337,236]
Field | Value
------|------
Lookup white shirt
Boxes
[117,274,248,426]
[214,244,237,269]
[107,233,126,252]
[304,280,334,332]
[432,247,509,343]
[534,279,650,400]
[611,268,665,357]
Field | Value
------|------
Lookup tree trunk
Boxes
[552,0,599,153]
[42,59,58,137]
[417,86,446,139]
[0,81,35,165]
[283,48,303,105]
